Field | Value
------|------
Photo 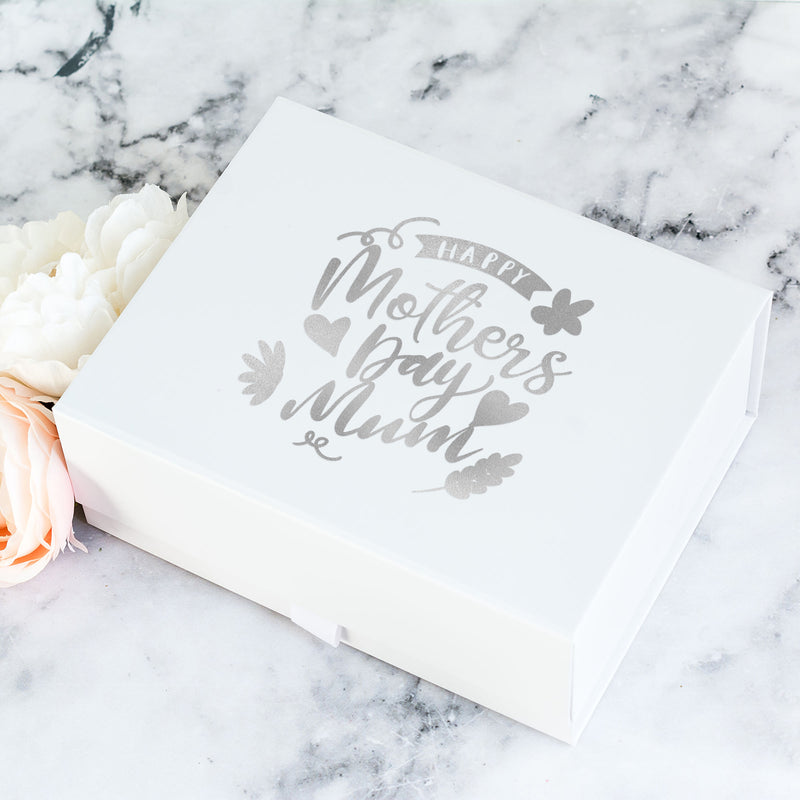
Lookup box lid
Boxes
[56,98,771,738]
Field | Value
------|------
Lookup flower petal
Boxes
[0,378,79,586]
[552,288,572,310]
[530,305,553,325]
[570,299,594,317]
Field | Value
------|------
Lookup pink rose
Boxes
[0,376,84,587]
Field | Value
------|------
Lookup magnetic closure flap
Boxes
[290,605,343,647]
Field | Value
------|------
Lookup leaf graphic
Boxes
[442,453,522,500]
[239,340,285,405]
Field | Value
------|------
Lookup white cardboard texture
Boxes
[55,97,772,743]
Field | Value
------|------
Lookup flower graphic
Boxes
[531,288,594,336]
[239,340,285,405]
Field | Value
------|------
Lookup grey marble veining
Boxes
[1,1,799,798]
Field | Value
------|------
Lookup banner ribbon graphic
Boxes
[415,234,551,301]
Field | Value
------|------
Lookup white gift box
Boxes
[55,98,771,744]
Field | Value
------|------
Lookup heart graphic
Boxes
[471,390,529,427]
[304,314,351,356]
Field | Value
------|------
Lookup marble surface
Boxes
[1,1,799,797]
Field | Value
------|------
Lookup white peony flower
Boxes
[84,184,188,313]
[0,211,85,301]
[0,184,187,398]
[0,252,117,398]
